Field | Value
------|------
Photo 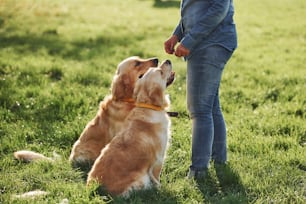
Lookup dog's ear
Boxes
[111,75,121,98]
[112,73,133,99]
[148,85,164,107]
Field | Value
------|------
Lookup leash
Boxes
[167,111,179,117]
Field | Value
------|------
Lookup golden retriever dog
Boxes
[87,59,175,197]
[69,56,158,167]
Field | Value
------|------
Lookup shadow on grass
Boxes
[0,31,141,61]
[91,185,178,204]
[196,163,249,203]
[71,161,94,182]
[152,0,180,8]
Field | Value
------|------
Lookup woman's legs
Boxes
[187,45,233,173]
[212,91,227,164]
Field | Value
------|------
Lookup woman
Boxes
[164,0,237,179]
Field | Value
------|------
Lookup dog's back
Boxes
[69,96,134,166]
[87,109,170,197]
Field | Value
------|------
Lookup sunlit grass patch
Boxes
[0,0,305,203]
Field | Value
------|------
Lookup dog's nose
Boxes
[153,58,159,66]
[165,60,171,65]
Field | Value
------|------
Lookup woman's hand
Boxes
[174,44,190,57]
[164,35,179,54]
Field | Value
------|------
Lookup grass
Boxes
[0,0,305,203]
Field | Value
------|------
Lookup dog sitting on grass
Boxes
[14,56,158,169]
[69,56,159,168]
[87,60,175,197]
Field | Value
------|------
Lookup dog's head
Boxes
[133,60,175,108]
[111,56,159,100]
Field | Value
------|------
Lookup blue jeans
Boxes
[187,45,233,171]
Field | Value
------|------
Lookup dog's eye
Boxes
[138,74,144,79]
[135,61,142,67]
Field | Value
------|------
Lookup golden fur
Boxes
[87,60,175,197]
[69,56,158,167]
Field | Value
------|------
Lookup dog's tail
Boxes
[14,150,60,162]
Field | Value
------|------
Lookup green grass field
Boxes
[0,0,305,203]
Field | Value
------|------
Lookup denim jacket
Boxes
[173,0,237,55]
